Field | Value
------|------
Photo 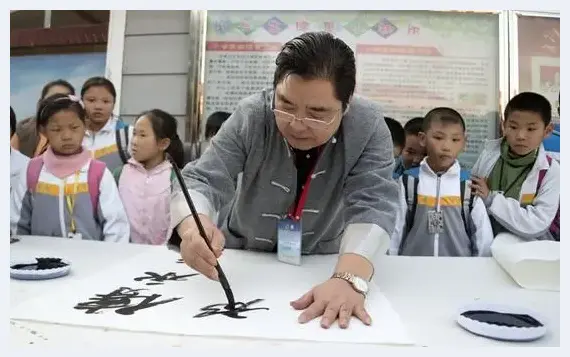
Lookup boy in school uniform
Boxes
[393,117,426,179]
[470,92,560,241]
[384,116,406,158]
[391,108,493,256]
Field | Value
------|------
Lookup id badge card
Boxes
[277,218,302,266]
[67,232,83,240]
[427,210,444,234]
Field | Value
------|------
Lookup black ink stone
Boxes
[460,310,543,328]
[11,258,68,271]
[194,299,269,319]
[74,287,182,315]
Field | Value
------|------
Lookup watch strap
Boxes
[331,272,368,295]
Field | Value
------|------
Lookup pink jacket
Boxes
[118,158,173,245]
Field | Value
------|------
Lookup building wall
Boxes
[120,10,190,140]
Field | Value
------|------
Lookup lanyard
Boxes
[288,147,323,221]
[498,158,534,196]
[288,168,316,221]
[65,171,81,234]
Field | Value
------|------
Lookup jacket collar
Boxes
[418,157,461,178]
[484,137,550,171]
[127,158,172,175]
[85,116,118,137]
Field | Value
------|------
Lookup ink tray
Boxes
[456,301,547,342]
[10,257,71,280]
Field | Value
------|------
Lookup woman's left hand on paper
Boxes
[290,278,371,329]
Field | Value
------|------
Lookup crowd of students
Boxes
[386,92,560,257]
[9,77,229,245]
[9,75,561,257]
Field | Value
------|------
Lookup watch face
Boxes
[352,277,369,294]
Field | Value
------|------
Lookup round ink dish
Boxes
[10,257,71,280]
[456,301,547,342]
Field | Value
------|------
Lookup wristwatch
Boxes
[331,272,369,296]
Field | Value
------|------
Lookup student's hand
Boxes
[290,278,371,329]
[178,214,225,281]
[470,176,490,199]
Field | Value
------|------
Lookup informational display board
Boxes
[203,11,501,168]
[517,15,560,122]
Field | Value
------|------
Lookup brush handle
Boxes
[167,154,236,308]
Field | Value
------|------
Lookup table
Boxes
[10,236,559,348]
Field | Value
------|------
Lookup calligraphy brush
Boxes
[166,154,236,310]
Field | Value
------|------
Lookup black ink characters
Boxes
[194,299,269,319]
[74,287,182,315]
[133,271,198,285]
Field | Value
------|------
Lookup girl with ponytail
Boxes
[114,109,185,245]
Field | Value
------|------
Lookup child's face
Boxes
[82,86,115,126]
[503,110,553,156]
[131,116,169,164]
[422,120,465,172]
[41,110,85,155]
[401,134,426,168]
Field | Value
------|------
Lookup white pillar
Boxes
[43,10,51,28]
[498,10,509,123]
[105,10,127,117]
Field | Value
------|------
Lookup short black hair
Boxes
[423,107,466,132]
[403,117,424,136]
[81,76,117,101]
[274,31,355,110]
[205,111,231,139]
[384,116,405,149]
[505,92,552,126]
[40,79,75,100]
[10,106,16,137]
[36,93,86,129]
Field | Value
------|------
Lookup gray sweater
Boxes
[170,89,399,264]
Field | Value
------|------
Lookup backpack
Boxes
[536,155,560,241]
[401,168,475,251]
[26,157,106,218]
[113,165,176,186]
[115,120,131,164]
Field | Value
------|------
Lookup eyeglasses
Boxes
[272,109,339,129]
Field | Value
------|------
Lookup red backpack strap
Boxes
[26,156,45,192]
[87,160,107,215]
